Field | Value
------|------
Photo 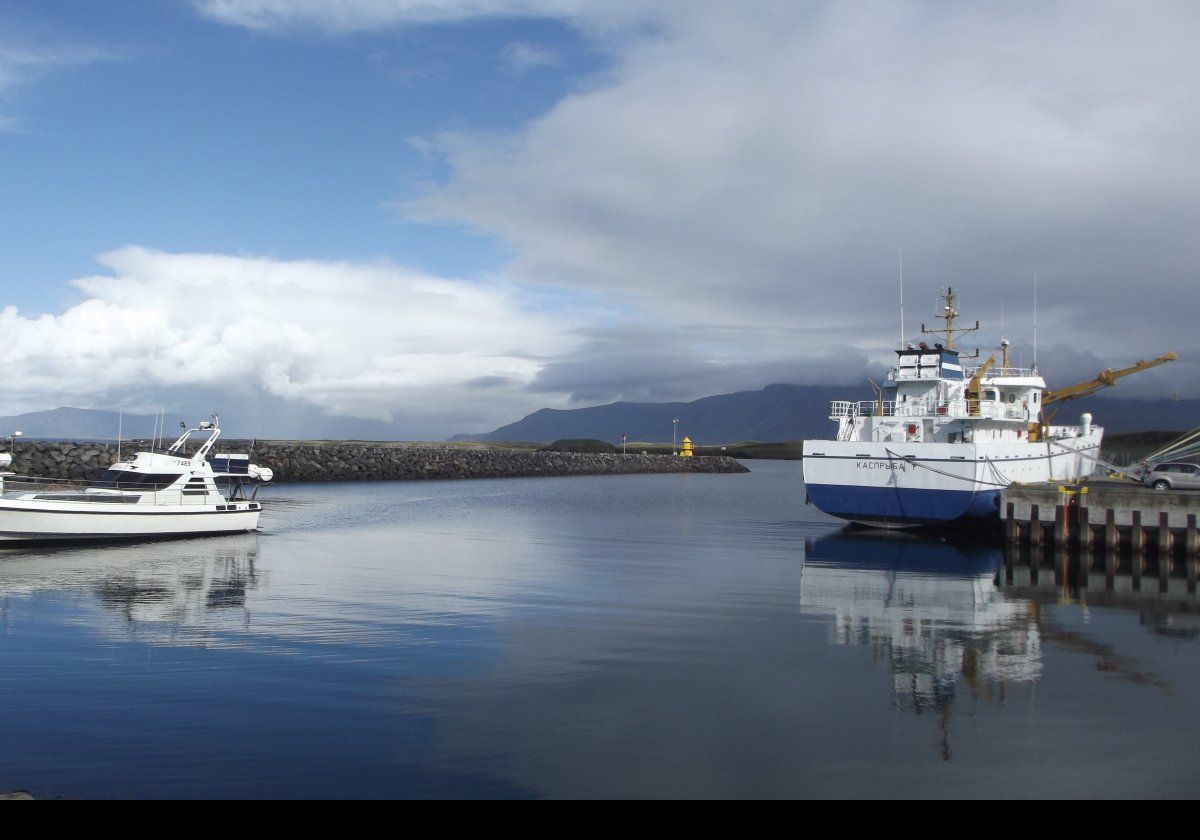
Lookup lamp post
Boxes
[9,430,22,463]
[672,418,679,454]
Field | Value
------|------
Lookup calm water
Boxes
[1,461,1197,799]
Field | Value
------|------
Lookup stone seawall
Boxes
[4,440,750,483]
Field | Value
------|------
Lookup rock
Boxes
[9,439,749,485]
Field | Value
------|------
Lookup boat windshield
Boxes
[94,469,183,490]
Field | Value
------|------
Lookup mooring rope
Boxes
[1143,425,1200,465]
[882,447,1012,488]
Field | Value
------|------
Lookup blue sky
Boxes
[0,1,1197,438]
[1,1,599,311]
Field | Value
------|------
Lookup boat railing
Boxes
[830,399,942,418]
[982,366,1038,379]
[830,399,1033,422]
[0,474,205,505]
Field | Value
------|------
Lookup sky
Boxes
[0,0,1196,438]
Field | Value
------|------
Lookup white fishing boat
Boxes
[802,288,1174,528]
[0,416,273,543]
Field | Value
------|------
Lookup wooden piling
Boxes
[1078,506,1092,551]
[1187,514,1198,558]
[1159,512,1173,573]
[1030,504,1042,547]
[1131,511,1143,589]
[1054,504,1068,548]
[1105,508,1118,553]
[1158,511,1171,592]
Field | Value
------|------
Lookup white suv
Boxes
[1143,462,1200,491]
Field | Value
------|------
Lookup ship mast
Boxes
[921,286,979,350]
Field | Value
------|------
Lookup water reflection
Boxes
[800,529,1196,762]
[0,535,261,641]
[2,466,1200,798]
[801,531,1036,759]
[1001,547,1200,640]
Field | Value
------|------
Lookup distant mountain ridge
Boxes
[2,391,1194,445]
[452,384,1200,445]
[0,407,160,440]
[451,384,850,444]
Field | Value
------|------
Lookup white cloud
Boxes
[194,0,644,33]
[195,1,1200,411]
[502,41,559,72]
[402,1,1200,392]
[0,248,582,429]
[0,41,120,128]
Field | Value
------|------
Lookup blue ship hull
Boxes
[805,482,1001,528]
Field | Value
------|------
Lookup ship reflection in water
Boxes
[0,535,261,644]
[798,529,1198,763]
[801,532,1036,758]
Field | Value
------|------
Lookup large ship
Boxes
[802,288,1174,528]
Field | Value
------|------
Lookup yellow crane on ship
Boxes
[1029,351,1177,440]
[1043,352,1177,407]
[966,354,996,416]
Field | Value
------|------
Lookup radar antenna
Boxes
[921,286,979,351]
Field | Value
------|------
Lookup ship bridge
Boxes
[829,346,1050,444]
[893,345,965,382]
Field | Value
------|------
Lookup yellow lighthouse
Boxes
[679,436,694,457]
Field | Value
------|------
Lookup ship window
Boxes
[95,470,183,490]
[1007,393,1017,404]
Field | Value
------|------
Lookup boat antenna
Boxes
[116,410,122,462]
[1033,274,1039,372]
[921,286,978,350]
[999,299,1008,370]
[898,247,906,348]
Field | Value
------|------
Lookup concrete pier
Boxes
[1002,481,1200,563]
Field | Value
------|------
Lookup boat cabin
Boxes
[831,343,1048,444]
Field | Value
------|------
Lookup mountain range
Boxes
[0,407,161,441]
[0,386,1195,444]
[452,384,1200,444]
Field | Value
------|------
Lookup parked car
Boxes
[1142,462,1200,491]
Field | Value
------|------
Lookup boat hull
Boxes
[802,435,1102,528]
[0,500,261,542]
[805,482,998,528]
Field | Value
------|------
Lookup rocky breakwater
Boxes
[3,440,750,483]
[244,442,750,482]
[6,441,122,481]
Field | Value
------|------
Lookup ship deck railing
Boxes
[0,474,221,506]
[830,399,1032,422]
[968,366,1038,379]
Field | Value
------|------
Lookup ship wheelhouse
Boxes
[829,341,1047,445]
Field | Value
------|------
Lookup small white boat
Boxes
[0,416,273,543]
